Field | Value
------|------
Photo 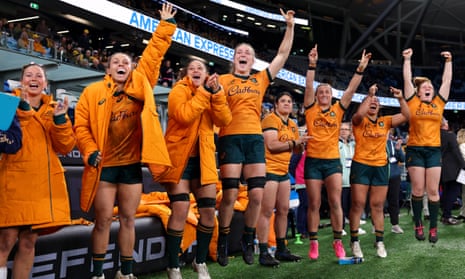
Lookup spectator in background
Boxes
[12,23,22,41]
[91,49,100,62]
[90,57,106,71]
[24,23,33,38]
[78,28,92,50]
[83,49,93,64]
[17,29,29,51]
[73,4,176,278]
[386,129,406,234]
[0,63,76,279]
[293,150,308,239]
[32,33,47,56]
[5,22,15,38]
[159,59,175,87]
[439,117,465,225]
[455,128,465,221]
[0,115,22,155]
[338,122,360,236]
[402,48,452,243]
[0,18,6,33]
[35,19,51,38]
[159,59,231,279]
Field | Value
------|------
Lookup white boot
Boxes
[0,266,7,279]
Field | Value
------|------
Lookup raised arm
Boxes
[303,45,318,107]
[402,48,415,99]
[438,51,453,101]
[340,49,372,108]
[352,83,376,126]
[268,9,295,79]
[390,86,409,127]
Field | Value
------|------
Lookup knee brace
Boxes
[168,193,190,203]
[197,197,216,208]
[246,176,266,190]
[221,178,240,190]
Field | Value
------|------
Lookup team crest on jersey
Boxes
[250,78,258,84]
[379,121,384,127]
[330,111,336,117]
[431,103,437,108]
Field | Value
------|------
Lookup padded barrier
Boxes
[6,165,245,278]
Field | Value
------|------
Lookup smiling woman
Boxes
[0,61,76,279]
[401,48,453,244]
[73,3,176,278]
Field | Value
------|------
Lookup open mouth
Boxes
[192,75,201,81]
[117,69,126,75]
[239,59,247,65]
[29,83,39,89]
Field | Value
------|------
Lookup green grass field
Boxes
[139,208,465,279]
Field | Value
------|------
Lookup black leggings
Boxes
[386,175,401,225]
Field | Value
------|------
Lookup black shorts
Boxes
[100,163,143,184]
[350,160,389,186]
[304,157,342,180]
[218,134,265,165]
[181,156,201,180]
[266,172,290,182]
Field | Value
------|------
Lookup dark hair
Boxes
[178,59,209,80]
[274,91,293,104]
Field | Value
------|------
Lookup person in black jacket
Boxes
[386,129,405,233]
[439,117,465,225]
[0,114,22,156]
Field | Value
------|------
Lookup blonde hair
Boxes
[457,128,465,145]
[413,76,432,94]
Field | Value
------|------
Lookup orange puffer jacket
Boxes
[156,76,232,185]
[0,93,76,230]
[74,20,175,212]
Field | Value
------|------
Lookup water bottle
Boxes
[253,238,259,255]
[338,256,363,265]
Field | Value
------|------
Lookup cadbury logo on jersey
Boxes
[228,85,260,96]
[313,118,337,128]
[363,131,386,138]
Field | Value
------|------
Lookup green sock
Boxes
[243,226,255,244]
[120,255,133,275]
[375,230,384,242]
[412,195,423,226]
[196,223,213,263]
[259,243,268,254]
[92,253,105,276]
[166,228,183,268]
[276,237,286,253]
[308,232,318,241]
[350,230,359,243]
[428,200,440,229]
[333,230,343,240]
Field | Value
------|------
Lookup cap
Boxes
[84,29,89,34]
[73,49,80,56]
[25,24,32,28]
[32,33,40,39]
